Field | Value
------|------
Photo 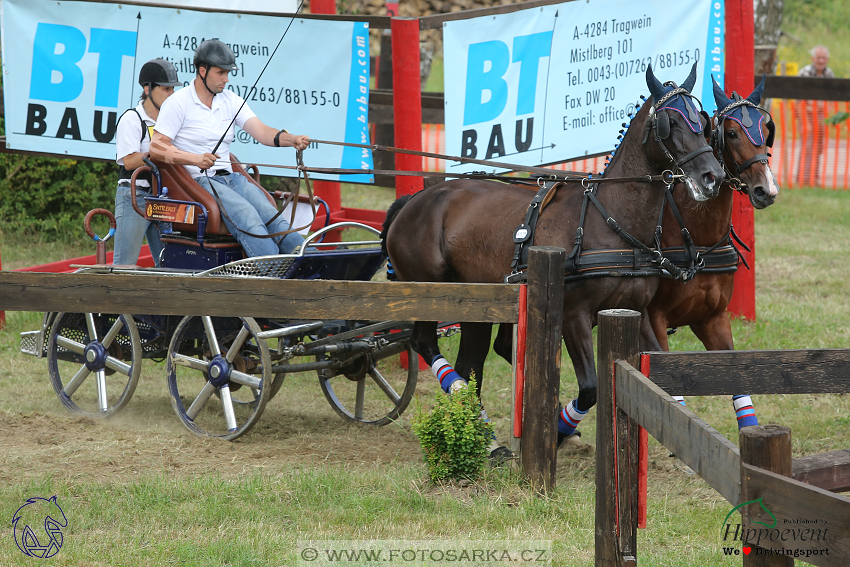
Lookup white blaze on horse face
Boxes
[765,165,779,197]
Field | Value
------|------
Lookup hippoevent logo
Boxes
[719,497,830,559]
[12,496,68,559]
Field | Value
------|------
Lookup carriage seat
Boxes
[147,155,276,235]
[138,155,317,236]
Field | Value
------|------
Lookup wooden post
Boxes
[0,247,5,330]
[373,31,395,188]
[739,425,793,567]
[725,0,756,320]
[595,309,641,567]
[520,246,564,493]
[390,17,424,198]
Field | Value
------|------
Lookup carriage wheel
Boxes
[47,312,142,418]
[166,315,271,440]
[318,335,418,426]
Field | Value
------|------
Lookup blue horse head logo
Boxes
[12,496,67,558]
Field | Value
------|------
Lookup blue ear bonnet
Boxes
[646,62,705,134]
[656,93,705,134]
[722,106,768,146]
[712,75,770,146]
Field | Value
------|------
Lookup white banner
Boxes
[1,0,372,181]
[443,0,724,173]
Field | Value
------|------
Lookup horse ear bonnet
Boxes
[713,74,773,147]
[645,62,704,136]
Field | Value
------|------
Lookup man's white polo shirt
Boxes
[154,81,256,178]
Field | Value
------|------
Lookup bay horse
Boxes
[647,75,779,428]
[382,64,724,454]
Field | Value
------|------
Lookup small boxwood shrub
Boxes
[412,376,493,483]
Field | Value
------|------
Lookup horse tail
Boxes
[380,194,413,256]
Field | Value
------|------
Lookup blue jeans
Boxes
[193,173,304,257]
[113,184,163,266]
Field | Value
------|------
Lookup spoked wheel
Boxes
[166,316,271,440]
[319,334,418,425]
[47,312,142,418]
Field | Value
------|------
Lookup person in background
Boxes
[797,46,834,186]
[113,58,181,266]
[798,45,835,78]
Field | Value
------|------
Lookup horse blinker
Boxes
[657,110,671,139]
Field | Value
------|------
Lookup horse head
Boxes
[644,63,723,202]
[711,75,779,209]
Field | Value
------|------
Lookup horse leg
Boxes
[456,322,514,461]
[455,322,492,398]
[411,321,465,394]
[557,317,596,444]
[493,323,513,364]
[691,315,759,428]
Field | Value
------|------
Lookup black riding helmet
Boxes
[194,39,237,95]
[138,58,181,88]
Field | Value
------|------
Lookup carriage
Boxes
[19,158,430,441]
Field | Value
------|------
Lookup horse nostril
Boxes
[753,186,767,198]
[702,172,717,191]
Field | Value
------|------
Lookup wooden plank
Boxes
[793,450,850,494]
[0,271,520,323]
[521,247,564,493]
[615,362,742,505]
[762,76,850,102]
[741,462,850,566]
[595,310,642,567]
[645,350,850,395]
[79,0,393,27]
[419,0,576,29]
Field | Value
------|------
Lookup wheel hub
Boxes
[83,341,108,371]
[207,355,232,388]
[341,354,371,382]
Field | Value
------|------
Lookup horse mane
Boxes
[381,194,413,256]
[603,96,652,176]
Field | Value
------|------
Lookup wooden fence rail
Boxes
[0,247,568,491]
[596,310,850,567]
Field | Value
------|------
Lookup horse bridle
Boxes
[642,85,714,174]
[710,96,775,193]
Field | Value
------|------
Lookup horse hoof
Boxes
[557,429,581,448]
[489,446,515,467]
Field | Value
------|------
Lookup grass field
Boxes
[0,187,848,566]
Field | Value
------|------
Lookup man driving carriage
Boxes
[150,39,310,257]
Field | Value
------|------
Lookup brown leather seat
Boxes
[152,155,273,235]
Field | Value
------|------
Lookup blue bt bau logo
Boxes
[12,496,68,559]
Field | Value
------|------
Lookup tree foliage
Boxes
[0,117,116,241]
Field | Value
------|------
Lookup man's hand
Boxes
[291,135,310,151]
[196,153,219,169]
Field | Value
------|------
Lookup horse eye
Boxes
[726,130,737,139]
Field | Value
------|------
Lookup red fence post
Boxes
[390,17,424,198]
[725,0,756,320]
[311,0,342,214]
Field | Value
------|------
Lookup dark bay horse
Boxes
[647,76,779,429]
[382,64,724,451]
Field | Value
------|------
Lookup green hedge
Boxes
[0,118,117,242]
